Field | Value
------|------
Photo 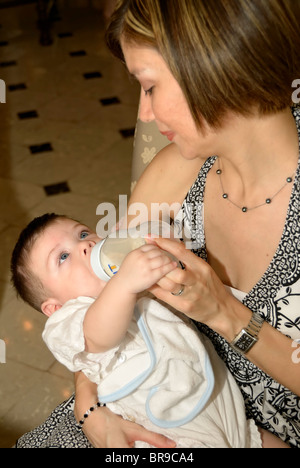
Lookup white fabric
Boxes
[43,296,261,448]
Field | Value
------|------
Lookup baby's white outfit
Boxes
[43,296,261,448]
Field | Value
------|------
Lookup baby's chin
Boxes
[85,281,107,298]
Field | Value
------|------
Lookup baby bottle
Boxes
[90,220,180,281]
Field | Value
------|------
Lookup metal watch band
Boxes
[230,312,264,355]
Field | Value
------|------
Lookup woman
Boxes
[83,0,300,448]
[16,0,300,448]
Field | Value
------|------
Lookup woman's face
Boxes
[122,41,218,160]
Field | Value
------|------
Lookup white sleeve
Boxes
[42,297,117,382]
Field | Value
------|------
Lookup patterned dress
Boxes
[179,106,300,448]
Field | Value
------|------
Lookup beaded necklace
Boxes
[216,158,294,213]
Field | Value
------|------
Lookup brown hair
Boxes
[106,0,300,128]
[11,213,65,312]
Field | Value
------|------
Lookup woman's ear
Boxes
[41,299,62,317]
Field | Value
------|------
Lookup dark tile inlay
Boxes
[8,83,27,91]
[0,0,36,7]
[83,71,102,79]
[18,110,38,120]
[119,128,135,138]
[0,60,17,67]
[58,32,73,38]
[100,96,121,106]
[44,182,70,196]
[29,143,53,154]
[70,50,87,57]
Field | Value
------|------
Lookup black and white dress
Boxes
[178,106,300,449]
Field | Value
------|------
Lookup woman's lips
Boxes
[160,131,175,142]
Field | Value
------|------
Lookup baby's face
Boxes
[30,218,106,310]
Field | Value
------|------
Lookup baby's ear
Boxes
[41,299,62,317]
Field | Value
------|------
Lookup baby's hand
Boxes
[118,244,178,294]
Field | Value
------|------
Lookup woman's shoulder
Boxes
[130,144,202,207]
[139,143,194,175]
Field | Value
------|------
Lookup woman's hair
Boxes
[106,0,300,128]
[11,213,65,312]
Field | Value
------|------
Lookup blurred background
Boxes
[0,0,140,447]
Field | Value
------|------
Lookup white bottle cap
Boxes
[90,240,111,281]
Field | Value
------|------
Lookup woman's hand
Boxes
[74,372,176,448]
[81,406,176,448]
[148,237,238,334]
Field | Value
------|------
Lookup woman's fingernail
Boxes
[166,438,176,447]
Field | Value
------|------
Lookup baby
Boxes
[11,213,261,448]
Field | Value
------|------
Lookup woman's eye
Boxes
[59,252,69,264]
[144,87,154,96]
[80,231,89,239]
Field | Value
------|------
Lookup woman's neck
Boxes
[215,108,299,202]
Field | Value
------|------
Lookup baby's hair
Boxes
[11,213,66,312]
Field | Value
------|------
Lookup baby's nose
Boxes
[82,240,96,255]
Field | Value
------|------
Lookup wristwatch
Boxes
[230,312,264,355]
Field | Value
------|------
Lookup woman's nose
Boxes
[138,90,155,123]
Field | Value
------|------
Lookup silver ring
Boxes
[171,285,185,296]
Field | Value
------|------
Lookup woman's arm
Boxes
[126,143,202,228]
[74,372,176,448]
[149,237,300,397]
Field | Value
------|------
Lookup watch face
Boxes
[233,330,257,353]
[237,333,254,351]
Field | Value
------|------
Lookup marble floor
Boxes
[0,0,140,447]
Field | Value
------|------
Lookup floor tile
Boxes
[0,0,139,447]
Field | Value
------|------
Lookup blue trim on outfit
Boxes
[145,353,214,429]
[98,305,214,428]
[98,307,157,404]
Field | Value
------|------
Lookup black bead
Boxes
[223,193,228,199]
[266,198,271,204]
[242,207,248,212]
[216,169,222,175]
[287,177,292,183]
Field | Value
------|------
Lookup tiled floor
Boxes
[0,0,140,447]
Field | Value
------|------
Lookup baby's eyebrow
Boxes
[73,223,90,234]
[47,242,62,263]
